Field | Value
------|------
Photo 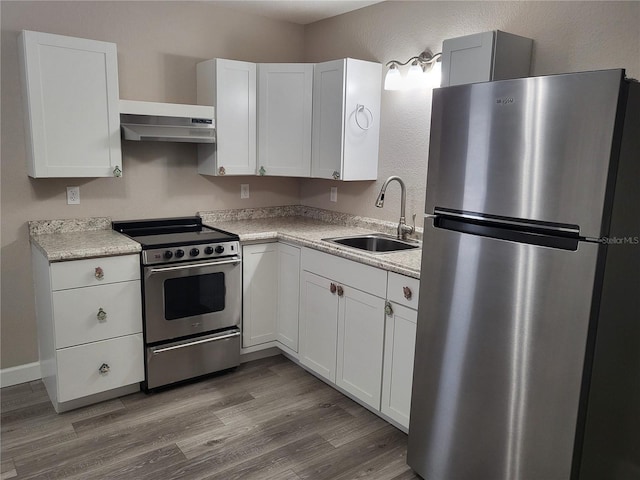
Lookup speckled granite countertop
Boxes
[29,217,141,262]
[200,213,422,279]
[29,208,422,278]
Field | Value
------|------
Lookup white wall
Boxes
[301,1,640,224]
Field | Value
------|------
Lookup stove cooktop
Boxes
[112,216,239,249]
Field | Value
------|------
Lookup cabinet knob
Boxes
[98,363,110,375]
[336,285,344,297]
[96,308,107,322]
[403,286,412,300]
[259,166,266,176]
[218,166,226,176]
[330,282,337,294]
[385,302,393,316]
[94,267,104,280]
[332,171,340,180]
[113,166,122,177]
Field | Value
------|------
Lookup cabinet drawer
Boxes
[387,272,420,310]
[51,254,140,290]
[301,247,387,298]
[53,280,142,348]
[56,334,143,403]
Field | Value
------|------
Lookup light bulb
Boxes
[406,62,425,90]
[428,61,442,88]
[384,65,402,91]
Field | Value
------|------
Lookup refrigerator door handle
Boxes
[432,208,581,236]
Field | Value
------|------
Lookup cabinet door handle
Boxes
[218,166,226,176]
[403,286,412,300]
[258,166,266,176]
[330,282,337,294]
[98,363,110,375]
[385,302,393,316]
[336,285,344,297]
[113,166,122,177]
[94,267,104,280]
[96,308,107,322]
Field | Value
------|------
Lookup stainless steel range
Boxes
[113,217,241,390]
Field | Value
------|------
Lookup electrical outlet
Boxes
[66,186,80,205]
[241,184,250,199]
[330,187,338,202]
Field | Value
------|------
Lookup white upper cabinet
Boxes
[197,58,257,176]
[311,58,382,181]
[441,30,533,87]
[257,63,313,177]
[18,30,122,178]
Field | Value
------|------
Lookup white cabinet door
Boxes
[276,243,300,351]
[311,58,381,181]
[18,30,122,178]
[242,243,278,347]
[197,58,257,176]
[381,302,417,429]
[257,64,313,177]
[299,271,339,382]
[336,284,385,410]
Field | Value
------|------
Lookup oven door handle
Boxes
[147,257,241,275]
[150,330,241,355]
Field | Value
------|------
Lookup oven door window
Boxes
[164,272,225,320]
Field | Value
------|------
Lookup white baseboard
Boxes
[1,362,42,388]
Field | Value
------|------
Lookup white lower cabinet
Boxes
[31,247,144,412]
[336,284,385,409]
[299,248,387,409]
[299,271,339,382]
[242,242,300,352]
[381,301,417,429]
[381,273,420,430]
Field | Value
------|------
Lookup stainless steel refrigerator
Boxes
[408,69,639,480]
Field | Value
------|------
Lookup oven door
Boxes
[143,256,241,344]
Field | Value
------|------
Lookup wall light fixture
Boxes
[384,50,442,91]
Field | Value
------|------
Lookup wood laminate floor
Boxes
[1,355,420,480]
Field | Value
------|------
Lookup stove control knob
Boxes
[190,248,200,257]
[175,249,185,258]
[215,245,225,254]
[164,250,173,260]
[204,246,214,255]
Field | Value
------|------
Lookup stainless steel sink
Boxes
[323,233,420,254]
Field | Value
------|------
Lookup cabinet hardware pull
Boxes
[218,166,226,176]
[385,302,393,316]
[330,283,337,294]
[98,363,110,374]
[113,166,122,177]
[403,286,412,300]
[336,285,344,297]
[332,171,340,180]
[94,267,104,280]
[354,104,374,131]
[96,308,107,322]
[259,166,266,176]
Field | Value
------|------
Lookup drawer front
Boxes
[51,254,140,291]
[301,247,387,298]
[53,280,142,348]
[387,272,420,309]
[56,334,144,403]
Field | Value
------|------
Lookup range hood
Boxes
[119,100,215,143]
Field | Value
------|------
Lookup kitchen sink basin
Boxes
[323,233,420,253]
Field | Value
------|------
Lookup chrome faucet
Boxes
[375,176,415,240]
